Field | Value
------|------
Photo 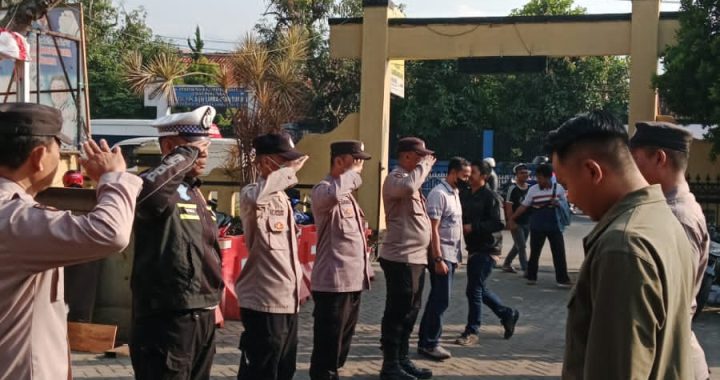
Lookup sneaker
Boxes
[502,265,517,273]
[526,279,537,285]
[417,345,451,361]
[556,281,573,289]
[502,309,520,339]
[454,332,479,346]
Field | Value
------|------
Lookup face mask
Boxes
[266,156,285,170]
[456,179,470,189]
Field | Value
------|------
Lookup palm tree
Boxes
[225,25,309,185]
[121,26,309,186]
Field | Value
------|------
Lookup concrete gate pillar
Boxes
[629,0,662,133]
[357,0,393,230]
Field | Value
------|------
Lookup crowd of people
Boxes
[0,102,711,380]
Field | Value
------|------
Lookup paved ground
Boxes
[72,216,720,379]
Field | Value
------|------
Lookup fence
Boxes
[689,176,720,227]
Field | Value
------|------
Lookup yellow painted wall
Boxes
[330,19,679,60]
[687,140,720,182]
[294,112,361,197]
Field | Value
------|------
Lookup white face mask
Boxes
[266,156,285,170]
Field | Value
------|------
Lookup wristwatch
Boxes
[434,256,443,263]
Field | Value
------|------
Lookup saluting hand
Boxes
[288,155,309,173]
[424,155,437,167]
[79,139,127,182]
[351,159,364,174]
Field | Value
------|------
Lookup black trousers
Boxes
[130,309,216,380]
[379,258,426,362]
[310,291,362,380]
[237,308,298,380]
[527,229,571,283]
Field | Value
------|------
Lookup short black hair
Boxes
[635,145,689,171]
[546,110,631,169]
[471,160,492,176]
[535,163,553,178]
[0,134,54,169]
[514,163,528,174]
[448,156,470,173]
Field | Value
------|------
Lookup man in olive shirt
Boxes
[546,111,694,379]
[379,137,436,380]
[310,140,371,380]
[630,121,710,380]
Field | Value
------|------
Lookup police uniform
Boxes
[236,133,304,380]
[309,140,371,380]
[0,103,142,380]
[129,106,223,380]
[379,137,434,380]
[630,121,710,380]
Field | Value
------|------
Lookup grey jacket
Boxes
[379,160,434,265]
[236,167,302,314]
[311,171,370,293]
[0,173,142,380]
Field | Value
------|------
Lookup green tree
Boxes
[80,0,174,119]
[257,0,363,131]
[187,25,204,61]
[391,0,629,161]
[0,0,62,32]
[654,0,720,154]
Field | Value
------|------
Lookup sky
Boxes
[114,0,681,52]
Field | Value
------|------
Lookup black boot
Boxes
[399,344,432,379]
[380,361,417,380]
[399,358,432,379]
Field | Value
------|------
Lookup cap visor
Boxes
[56,132,73,145]
[278,150,304,161]
[352,152,372,160]
[179,135,210,142]
[416,148,434,156]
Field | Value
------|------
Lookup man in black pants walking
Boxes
[378,137,436,380]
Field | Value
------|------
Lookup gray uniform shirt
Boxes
[0,173,142,380]
[379,160,434,265]
[311,171,370,293]
[665,182,709,313]
[426,179,463,263]
[236,167,302,314]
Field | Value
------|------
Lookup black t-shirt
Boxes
[506,183,530,225]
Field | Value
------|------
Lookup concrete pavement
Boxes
[71,216,720,379]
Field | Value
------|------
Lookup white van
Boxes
[113,137,238,177]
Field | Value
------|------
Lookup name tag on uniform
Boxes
[270,209,285,216]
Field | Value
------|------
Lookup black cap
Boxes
[630,121,693,153]
[397,137,433,156]
[0,103,71,144]
[253,133,304,160]
[331,140,371,160]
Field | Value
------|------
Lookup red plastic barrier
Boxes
[219,236,248,321]
[219,224,375,319]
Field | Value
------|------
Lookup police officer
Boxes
[630,122,710,380]
[379,137,436,380]
[310,140,372,380]
[236,133,308,380]
[0,103,141,379]
[129,106,223,380]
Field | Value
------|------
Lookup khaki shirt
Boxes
[0,173,142,380]
[379,161,433,265]
[665,182,709,314]
[236,167,302,314]
[311,171,370,293]
[563,185,694,380]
